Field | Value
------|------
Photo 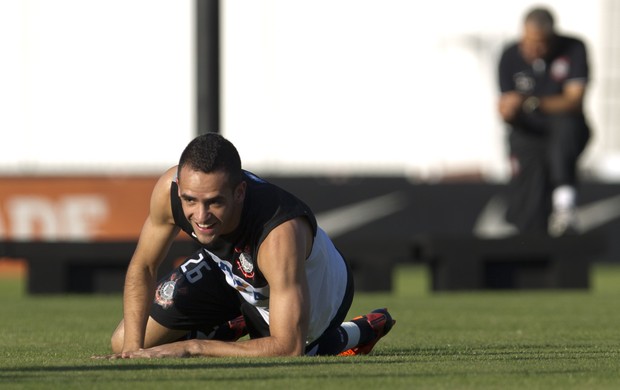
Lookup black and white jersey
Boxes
[170,170,348,343]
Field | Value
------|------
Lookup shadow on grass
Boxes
[1,355,403,373]
[1,344,610,376]
[401,343,619,360]
[1,353,606,387]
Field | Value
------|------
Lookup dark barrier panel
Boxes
[3,241,199,294]
[411,234,606,290]
[2,240,397,294]
[3,179,618,293]
[267,178,616,291]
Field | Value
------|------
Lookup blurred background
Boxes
[1,0,619,292]
[2,0,619,179]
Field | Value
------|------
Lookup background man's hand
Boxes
[498,91,525,122]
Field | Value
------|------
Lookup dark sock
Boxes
[307,326,349,356]
[352,316,375,345]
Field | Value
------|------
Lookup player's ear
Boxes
[175,166,182,197]
[234,180,247,203]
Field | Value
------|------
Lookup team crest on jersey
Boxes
[154,272,184,309]
[550,57,570,82]
[235,246,254,278]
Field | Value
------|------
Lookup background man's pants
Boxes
[506,114,590,233]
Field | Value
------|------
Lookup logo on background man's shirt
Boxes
[514,72,535,94]
[550,57,570,82]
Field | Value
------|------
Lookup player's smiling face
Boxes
[177,166,246,245]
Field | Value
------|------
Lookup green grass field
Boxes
[1,264,619,389]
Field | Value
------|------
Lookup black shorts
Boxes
[150,249,243,334]
[150,247,355,341]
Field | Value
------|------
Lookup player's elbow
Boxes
[272,337,306,357]
[279,345,305,357]
[287,341,306,357]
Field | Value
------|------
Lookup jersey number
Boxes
[180,253,211,283]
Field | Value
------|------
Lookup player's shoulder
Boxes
[162,165,179,180]
[150,166,177,199]
[148,166,178,223]
[155,166,178,190]
[243,170,269,186]
[243,169,284,196]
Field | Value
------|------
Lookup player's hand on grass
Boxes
[124,342,193,358]
[92,341,193,359]
[90,351,140,359]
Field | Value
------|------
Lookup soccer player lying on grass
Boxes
[96,133,394,359]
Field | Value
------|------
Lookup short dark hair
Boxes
[178,133,243,187]
[524,7,555,36]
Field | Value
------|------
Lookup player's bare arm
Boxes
[121,216,313,358]
[251,216,312,356]
[110,166,181,354]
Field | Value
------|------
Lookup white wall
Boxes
[1,0,617,181]
[0,0,194,174]
[222,0,614,181]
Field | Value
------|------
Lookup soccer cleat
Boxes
[338,308,395,356]
[226,315,249,341]
[197,315,248,341]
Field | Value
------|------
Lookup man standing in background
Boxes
[497,6,591,236]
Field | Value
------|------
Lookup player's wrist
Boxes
[122,339,143,353]
[185,339,205,357]
[522,96,541,114]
